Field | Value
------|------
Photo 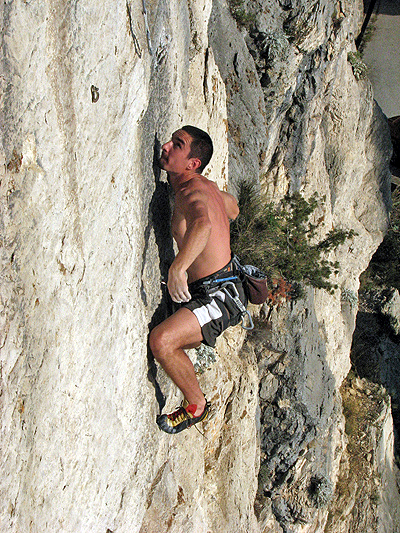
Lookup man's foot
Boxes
[156,400,210,434]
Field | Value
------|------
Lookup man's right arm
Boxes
[220,191,239,220]
[167,188,212,303]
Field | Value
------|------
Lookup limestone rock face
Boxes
[324,376,400,533]
[0,1,398,533]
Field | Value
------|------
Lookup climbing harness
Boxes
[203,277,254,331]
[220,281,254,330]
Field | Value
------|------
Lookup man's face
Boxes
[159,129,194,174]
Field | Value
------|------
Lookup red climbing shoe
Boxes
[156,400,210,434]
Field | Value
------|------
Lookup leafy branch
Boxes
[231,183,355,294]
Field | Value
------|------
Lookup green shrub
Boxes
[228,0,256,29]
[348,51,368,80]
[231,183,355,293]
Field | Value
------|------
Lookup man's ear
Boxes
[187,158,202,171]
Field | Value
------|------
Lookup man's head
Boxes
[159,125,213,175]
[181,125,213,173]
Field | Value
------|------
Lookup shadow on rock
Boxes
[143,135,176,414]
[351,295,400,461]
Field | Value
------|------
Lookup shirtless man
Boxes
[149,125,246,434]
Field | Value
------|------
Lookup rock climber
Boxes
[149,125,248,434]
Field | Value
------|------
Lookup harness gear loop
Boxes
[209,280,254,331]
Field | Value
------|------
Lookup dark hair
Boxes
[182,125,213,172]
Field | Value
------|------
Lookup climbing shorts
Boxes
[181,260,247,347]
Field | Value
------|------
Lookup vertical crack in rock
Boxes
[46,0,85,280]
[126,1,142,58]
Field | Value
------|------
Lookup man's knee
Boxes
[149,324,170,363]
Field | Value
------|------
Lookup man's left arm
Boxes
[220,191,239,220]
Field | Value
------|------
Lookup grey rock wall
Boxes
[1,0,398,532]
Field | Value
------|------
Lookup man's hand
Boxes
[167,263,192,303]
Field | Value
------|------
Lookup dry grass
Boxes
[324,374,387,531]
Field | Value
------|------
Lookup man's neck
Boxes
[168,170,202,192]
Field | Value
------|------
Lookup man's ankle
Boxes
[193,400,206,417]
[183,396,206,417]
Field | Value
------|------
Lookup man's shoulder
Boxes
[179,175,217,196]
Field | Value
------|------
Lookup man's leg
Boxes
[149,307,206,416]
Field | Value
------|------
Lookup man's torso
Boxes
[171,177,232,283]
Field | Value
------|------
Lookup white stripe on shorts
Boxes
[192,290,225,327]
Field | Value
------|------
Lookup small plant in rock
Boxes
[348,51,368,80]
[228,0,256,29]
[308,475,334,508]
[194,344,216,374]
[258,31,290,65]
[341,288,359,310]
[231,183,356,294]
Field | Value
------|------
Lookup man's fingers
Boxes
[170,288,191,303]
[181,288,191,302]
[167,268,191,303]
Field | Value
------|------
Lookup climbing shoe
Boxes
[156,400,210,434]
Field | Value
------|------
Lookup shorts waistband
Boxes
[188,259,237,291]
